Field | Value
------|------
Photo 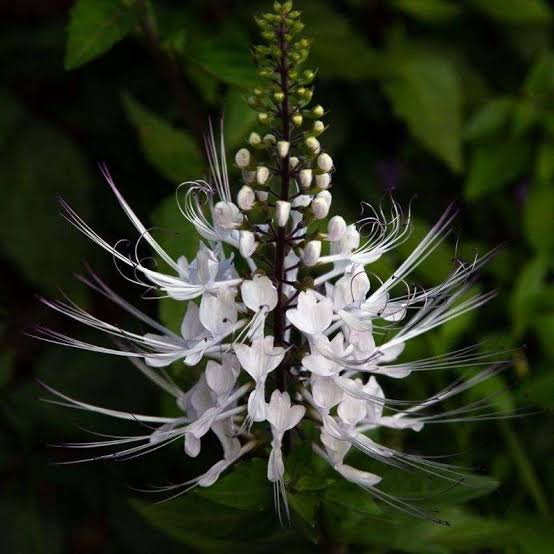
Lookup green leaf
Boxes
[0,117,93,299]
[534,313,554,360]
[524,184,554,253]
[286,443,335,492]
[223,88,257,148]
[65,0,138,70]
[519,371,554,409]
[511,100,539,137]
[391,0,462,23]
[511,256,547,337]
[464,139,530,199]
[196,458,272,511]
[324,480,381,516]
[470,0,552,24]
[383,48,463,171]
[524,51,554,100]
[122,92,203,183]
[297,1,381,81]
[463,96,514,141]
[288,492,318,528]
[189,28,257,89]
[535,138,554,183]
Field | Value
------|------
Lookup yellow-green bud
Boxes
[248,132,262,146]
[313,120,325,135]
[263,133,276,145]
[303,69,315,83]
[258,112,271,125]
[274,91,285,103]
[312,105,324,118]
[292,113,303,127]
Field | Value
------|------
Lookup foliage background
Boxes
[1,0,553,552]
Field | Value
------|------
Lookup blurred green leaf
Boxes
[534,313,554,360]
[511,99,540,136]
[298,1,380,81]
[519,371,554,409]
[122,92,203,182]
[323,480,381,517]
[470,0,552,24]
[189,28,257,89]
[286,443,335,492]
[224,88,257,148]
[197,458,272,511]
[511,256,547,337]
[524,51,554,100]
[383,47,463,171]
[464,139,530,199]
[288,491,319,529]
[0,112,93,299]
[464,96,514,141]
[524,184,554,253]
[535,138,554,183]
[391,0,461,22]
[65,0,138,70]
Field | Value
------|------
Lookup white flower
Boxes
[277,140,290,158]
[317,152,333,171]
[40,73,503,527]
[327,215,346,241]
[287,290,333,335]
[302,240,321,266]
[256,165,270,185]
[239,230,257,258]
[235,147,251,168]
[315,173,331,189]
[275,200,291,227]
[299,168,313,189]
[312,196,330,219]
[237,185,255,210]
[213,201,242,229]
[234,336,285,422]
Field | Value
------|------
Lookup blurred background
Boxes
[1,1,553,552]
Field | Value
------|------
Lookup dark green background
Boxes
[1,1,553,552]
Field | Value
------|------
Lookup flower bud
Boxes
[313,120,325,135]
[277,141,290,158]
[256,190,269,202]
[213,201,240,229]
[315,173,331,189]
[239,230,257,258]
[235,148,251,168]
[274,91,285,103]
[248,132,262,146]
[263,134,276,145]
[305,136,321,154]
[242,170,256,184]
[316,190,332,207]
[237,185,255,211]
[311,197,330,219]
[303,240,321,266]
[312,105,324,118]
[317,153,333,171]
[299,168,313,189]
[256,166,270,185]
[327,215,346,241]
[258,112,270,125]
[292,114,303,127]
[303,69,315,82]
[289,156,299,169]
[275,200,291,227]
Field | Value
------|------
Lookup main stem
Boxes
[273,20,291,393]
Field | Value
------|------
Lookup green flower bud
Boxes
[248,132,262,146]
[312,120,325,135]
[311,105,324,118]
[274,91,285,103]
[263,133,277,145]
[258,112,271,125]
[292,113,303,127]
[303,69,315,83]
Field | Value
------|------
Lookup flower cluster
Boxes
[38,1,508,523]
